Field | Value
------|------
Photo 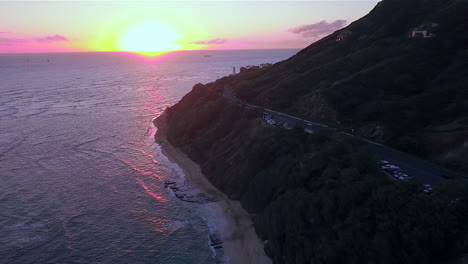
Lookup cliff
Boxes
[156,0,468,262]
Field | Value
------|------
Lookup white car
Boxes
[422,184,433,194]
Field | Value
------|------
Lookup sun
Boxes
[118,22,182,53]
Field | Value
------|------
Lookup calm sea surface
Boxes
[0,50,298,264]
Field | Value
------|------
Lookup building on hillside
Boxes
[336,30,352,42]
[410,23,438,38]
[411,30,434,38]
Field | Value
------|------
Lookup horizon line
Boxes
[0,48,303,55]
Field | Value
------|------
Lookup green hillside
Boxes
[232,0,467,171]
[156,0,468,262]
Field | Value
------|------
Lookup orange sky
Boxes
[0,1,379,53]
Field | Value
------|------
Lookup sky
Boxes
[0,1,379,53]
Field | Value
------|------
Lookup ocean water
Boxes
[0,50,298,264]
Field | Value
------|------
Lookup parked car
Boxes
[423,184,433,194]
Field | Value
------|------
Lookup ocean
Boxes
[0,49,298,264]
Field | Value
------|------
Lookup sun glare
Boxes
[118,22,182,54]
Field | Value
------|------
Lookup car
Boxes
[422,184,433,194]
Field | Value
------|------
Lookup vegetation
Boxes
[159,0,468,262]
[161,75,467,263]
[230,0,468,172]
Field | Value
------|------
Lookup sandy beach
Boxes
[154,114,271,264]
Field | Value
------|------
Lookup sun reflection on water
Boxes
[113,50,188,64]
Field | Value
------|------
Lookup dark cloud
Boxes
[36,34,69,43]
[288,20,347,38]
[192,38,227,45]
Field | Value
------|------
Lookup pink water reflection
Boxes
[146,218,171,233]
[137,179,167,203]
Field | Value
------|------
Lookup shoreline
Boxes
[154,114,271,264]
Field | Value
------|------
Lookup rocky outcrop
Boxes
[165,179,219,204]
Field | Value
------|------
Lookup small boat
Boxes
[203,54,211,57]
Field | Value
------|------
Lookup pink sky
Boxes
[0,1,378,53]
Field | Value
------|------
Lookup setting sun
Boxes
[118,22,182,53]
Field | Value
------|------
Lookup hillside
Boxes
[232,0,468,172]
[155,0,468,263]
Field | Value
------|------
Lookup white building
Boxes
[410,23,438,38]
[411,30,435,38]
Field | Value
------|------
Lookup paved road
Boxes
[223,86,467,185]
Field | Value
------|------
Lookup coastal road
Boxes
[223,86,467,185]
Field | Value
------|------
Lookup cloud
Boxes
[0,31,11,34]
[288,20,347,38]
[36,34,69,43]
[191,38,227,45]
[0,38,20,46]
[0,34,70,46]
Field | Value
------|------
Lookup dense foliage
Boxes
[159,0,468,262]
[161,77,468,263]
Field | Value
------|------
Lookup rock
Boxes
[210,232,222,244]
[211,241,223,246]
[209,233,224,250]
[166,181,219,204]
[175,193,186,199]
[164,180,176,188]
[181,192,218,204]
